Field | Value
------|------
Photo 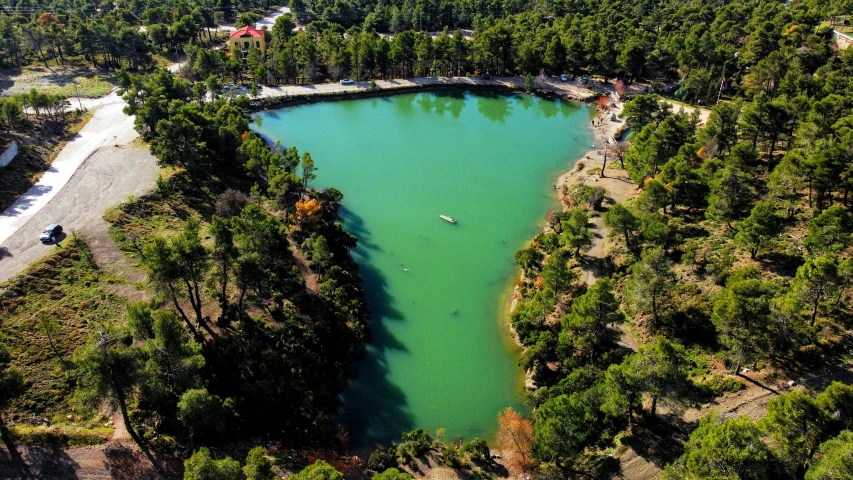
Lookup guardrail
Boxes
[0,140,18,167]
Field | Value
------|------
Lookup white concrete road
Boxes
[0,99,137,246]
[0,7,295,281]
[0,146,158,283]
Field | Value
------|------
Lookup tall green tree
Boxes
[735,201,780,259]
[301,152,317,189]
[373,468,413,480]
[712,273,773,372]
[817,382,853,434]
[184,447,241,480]
[178,388,226,451]
[559,278,624,365]
[291,460,345,480]
[625,114,695,184]
[793,257,840,326]
[210,215,238,323]
[804,205,853,256]
[604,203,640,250]
[541,250,576,300]
[763,391,829,478]
[622,94,670,131]
[626,247,675,330]
[73,325,145,443]
[244,447,275,480]
[805,430,853,480]
[515,246,543,276]
[601,362,640,426]
[661,415,776,480]
[561,208,592,256]
[145,219,212,336]
[139,309,205,419]
[706,166,754,229]
[628,337,688,417]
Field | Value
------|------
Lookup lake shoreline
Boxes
[254,90,592,446]
[506,94,634,390]
[248,78,601,112]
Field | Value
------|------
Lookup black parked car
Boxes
[40,224,62,244]
[480,73,492,80]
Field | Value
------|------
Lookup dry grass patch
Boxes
[0,238,126,421]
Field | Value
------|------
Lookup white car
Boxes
[560,74,568,81]
[40,224,63,244]
[340,78,355,85]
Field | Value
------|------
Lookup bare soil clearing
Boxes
[0,63,116,99]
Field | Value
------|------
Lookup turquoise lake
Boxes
[253,90,593,446]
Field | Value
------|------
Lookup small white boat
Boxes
[439,215,457,224]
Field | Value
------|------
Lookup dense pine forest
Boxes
[2,0,853,478]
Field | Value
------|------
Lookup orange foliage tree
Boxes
[294,198,322,226]
[495,407,535,473]
[36,12,61,27]
[615,79,626,98]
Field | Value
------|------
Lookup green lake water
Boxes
[253,90,593,446]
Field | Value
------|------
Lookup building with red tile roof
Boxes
[228,25,266,60]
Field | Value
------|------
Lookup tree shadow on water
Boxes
[339,207,382,259]
[336,209,415,451]
[431,90,466,118]
[475,91,513,124]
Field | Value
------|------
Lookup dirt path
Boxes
[614,446,662,480]
[289,243,320,292]
[555,99,639,286]
[0,433,174,480]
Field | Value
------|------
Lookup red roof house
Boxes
[228,25,266,56]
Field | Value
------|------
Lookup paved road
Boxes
[247,75,602,100]
[0,98,137,246]
[0,6,296,281]
[0,146,157,283]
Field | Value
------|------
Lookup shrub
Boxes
[568,184,607,210]
[216,189,250,218]
[441,444,460,466]
[368,446,396,472]
[461,437,490,462]
[397,428,432,460]
[698,375,746,396]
